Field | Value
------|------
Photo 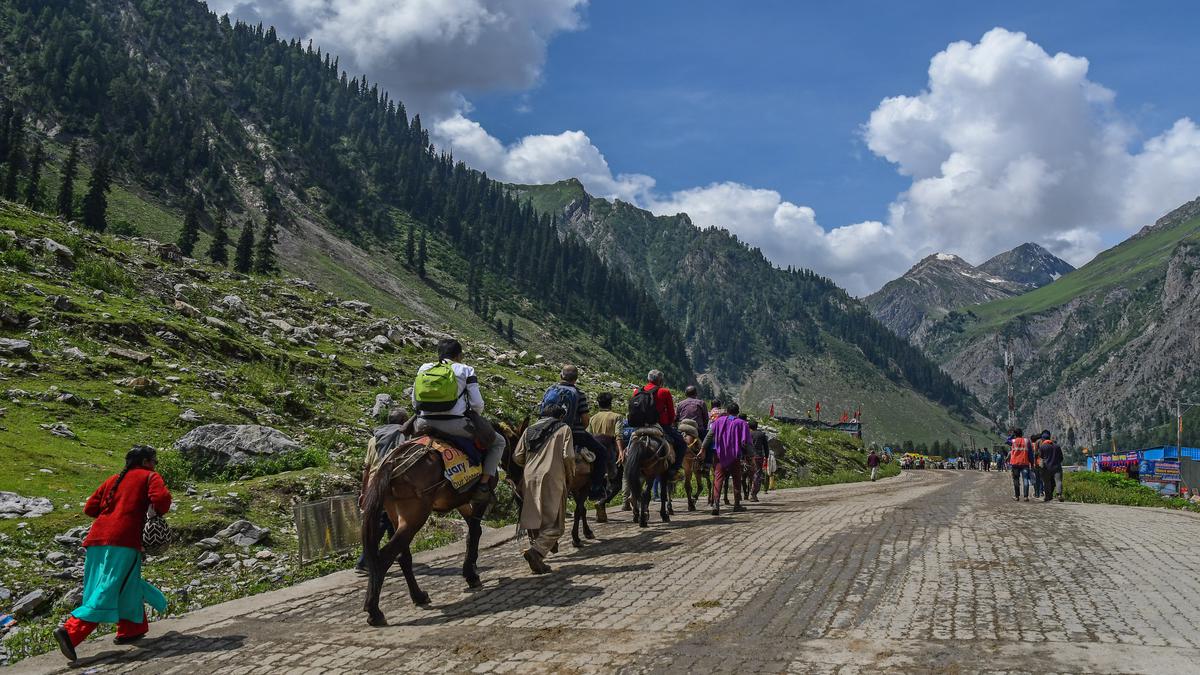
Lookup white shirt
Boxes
[413,361,485,417]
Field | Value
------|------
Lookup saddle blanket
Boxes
[380,436,483,492]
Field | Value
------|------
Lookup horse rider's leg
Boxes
[457,504,484,589]
[660,475,672,523]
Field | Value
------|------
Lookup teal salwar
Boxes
[71,545,167,624]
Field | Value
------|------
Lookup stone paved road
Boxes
[15,471,1200,674]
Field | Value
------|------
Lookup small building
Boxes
[1087,446,1200,497]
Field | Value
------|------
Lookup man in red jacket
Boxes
[638,370,687,479]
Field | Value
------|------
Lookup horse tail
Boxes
[363,439,423,521]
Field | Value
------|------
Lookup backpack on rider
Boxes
[413,360,464,412]
[628,385,659,427]
[539,384,580,427]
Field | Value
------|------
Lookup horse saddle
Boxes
[630,428,674,466]
[384,435,483,493]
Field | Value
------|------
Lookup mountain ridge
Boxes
[514,179,991,444]
[920,196,1200,448]
[864,242,1074,343]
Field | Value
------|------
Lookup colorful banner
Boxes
[1139,459,1180,481]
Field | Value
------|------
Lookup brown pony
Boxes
[361,420,525,627]
[623,427,674,527]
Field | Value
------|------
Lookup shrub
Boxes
[156,449,191,490]
[1064,471,1200,512]
[0,248,33,271]
[72,258,130,293]
[109,219,139,237]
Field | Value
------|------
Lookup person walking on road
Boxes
[1038,430,1065,502]
[587,392,624,522]
[513,404,576,574]
[867,447,881,481]
[1008,429,1033,501]
[704,402,750,515]
[357,407,408,574]
[55,446,172,662]
[748,419,769,501]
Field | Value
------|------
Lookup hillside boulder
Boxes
[174,424,301,471]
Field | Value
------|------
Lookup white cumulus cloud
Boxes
[857,28,1200,290]
[208,0,586,117]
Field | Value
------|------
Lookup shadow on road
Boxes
[71,632,247,670]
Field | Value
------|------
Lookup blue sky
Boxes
[213,1,1200,294]
[469,0,1195,232]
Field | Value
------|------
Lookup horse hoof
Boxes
[572,538,583,548]
[584,532,597,540]
[411,591,431,606]
[661,514,671,523]
[367,613,388,627]
[465,575,483,589]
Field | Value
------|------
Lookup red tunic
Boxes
[82,467,172,551]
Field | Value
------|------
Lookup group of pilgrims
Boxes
[49,337,779,662]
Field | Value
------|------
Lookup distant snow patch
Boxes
[935,253,957,262]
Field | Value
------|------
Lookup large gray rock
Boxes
[214,520,269,547]
[174,424,301,470]
[12,589,51,618]
[0,339,31,356]
[0,492,53,519]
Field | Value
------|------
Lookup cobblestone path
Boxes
[15,471,1200,673]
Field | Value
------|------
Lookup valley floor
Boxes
[13,471,1200,674]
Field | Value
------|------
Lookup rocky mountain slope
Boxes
[515,179,990,444]
[977,242,1075,289]
[865,244,1074,343]
[921,197,1200,448]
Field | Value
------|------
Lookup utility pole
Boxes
[1003,337,1016,432]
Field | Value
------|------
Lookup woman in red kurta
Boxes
[54,446,172,662]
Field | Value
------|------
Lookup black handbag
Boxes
[142,512,171,552]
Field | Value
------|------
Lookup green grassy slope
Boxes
[965,209,1200,332]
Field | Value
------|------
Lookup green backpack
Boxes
[413,361,463,412]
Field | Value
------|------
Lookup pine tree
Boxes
[81,153,110,233]
[416,227,427,278]
[2,121,21,200]
[233,220,255,273]
[56,141,79,219]
[253,187,281,274]
[178,193,202,256]
[405,219,415,265]
[253,214,278,275]
[208,211,230,266]
[506,317,514,341]
[23,140,43,208]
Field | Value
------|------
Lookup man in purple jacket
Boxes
[675,386,709,440]
[702,402,750,516]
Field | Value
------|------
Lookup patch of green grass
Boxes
[1063,471,1200,512]
[960,214,1200,334]
[775,462,900,489]
[0,247,33,271]
[692,599,721,608]
[72,257,132,293]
